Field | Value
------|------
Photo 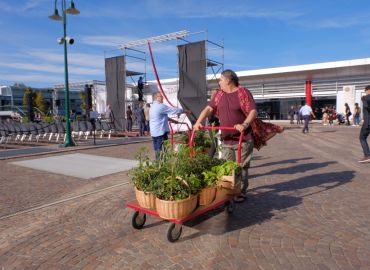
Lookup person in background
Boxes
[358,85,370,163]
[288,105,295,124]
[35,111,42,123]
[296,105,302,124]
[322,106,329,126]
[354,103,361,127]
[144,103,150,135]
[344,103,352,126]
[106,104,116,129]
[126,105,133,132]
[135,102,146,136]
[299,101,315,134]
[150,92,189,160]
[193,69,257,203]
[138,76,144,102]
[328,105,335,126]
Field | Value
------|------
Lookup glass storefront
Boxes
[255,96,336,120]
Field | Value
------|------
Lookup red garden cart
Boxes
[126,126,243,242]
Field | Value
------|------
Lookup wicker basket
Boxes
[217,171,241,189]
[199,186,217,206]
[155,195,198,220]
[135,187,156,209]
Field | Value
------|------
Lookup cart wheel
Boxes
[132,211,146,229]
[166,223,182,242]
[226,201,234,214]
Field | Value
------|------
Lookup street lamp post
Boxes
[49,0,80,147]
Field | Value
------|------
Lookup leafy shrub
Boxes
[202,160,240,187]
[178,130,212,150]
[129,148,160,192]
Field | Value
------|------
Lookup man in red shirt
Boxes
[194,69,257,202]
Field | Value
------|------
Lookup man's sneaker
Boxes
[358,156,370,163]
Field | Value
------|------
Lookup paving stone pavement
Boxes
[0,124,369,270]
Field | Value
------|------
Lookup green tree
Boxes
[34,91,46,114]
[23,88,34,111]
[79,91,86,113]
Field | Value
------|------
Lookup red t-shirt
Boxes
[209,89,256,144]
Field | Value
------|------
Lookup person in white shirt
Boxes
[299,102,315,134]
[149,92,189,160]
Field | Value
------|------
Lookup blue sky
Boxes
[1,0,370,88]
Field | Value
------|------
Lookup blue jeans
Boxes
[302,115,310,133]
[359,125,370,157]
[354,116,360,125]
[145,121,150,133]
[152,132,168,160]
[139,121,146,136]
[126,119,132,131]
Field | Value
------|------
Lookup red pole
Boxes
[147,42,175,107]
[305,80,312,106]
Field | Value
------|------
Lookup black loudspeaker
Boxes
[84,84,92,111]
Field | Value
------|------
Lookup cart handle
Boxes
[189,126,244,165]
[168,118,191,148]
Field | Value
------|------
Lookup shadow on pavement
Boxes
[249,161,337,179]
[183,170,354,238]
[251,157,313,169]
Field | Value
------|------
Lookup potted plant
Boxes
[178,130,212,153]
[152,143,202,219]
[215,160,241,189]
[130,148,159,209]
[200,160,240,204]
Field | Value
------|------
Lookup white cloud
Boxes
[0,62,63,73]
[0,1,13,12]
[0,73,65,84]
[24,0,47,11]
[314,16,370,29]
[0,0,47,13]
[80,35,133,47]
[181,9,302,20]
[0,61,103,75]
[78,0,302,21]
[25,50,105,69]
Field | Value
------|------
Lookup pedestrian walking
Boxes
[194,70,257,203]
[299,102,315,134]
[354,103,361,126]
[288,106,295,124]
[358,86,370,163]
[344,103,352,126]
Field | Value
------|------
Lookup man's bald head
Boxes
[154,92,163,103]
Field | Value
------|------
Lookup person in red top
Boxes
[194,69,257,202]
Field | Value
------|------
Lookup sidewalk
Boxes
[0,124,369,269]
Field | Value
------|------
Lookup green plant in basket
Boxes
[152,142,203,200]
[178,130,212,152]
[129,147,160,192]
[202,160,240,187]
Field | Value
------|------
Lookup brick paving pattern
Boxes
[0,124,369,269]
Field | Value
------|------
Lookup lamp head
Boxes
[57,37,75,45]
[48,8,62,20]
[66,1,80,15]
[66,37,74,44]
[57,37,64,44]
